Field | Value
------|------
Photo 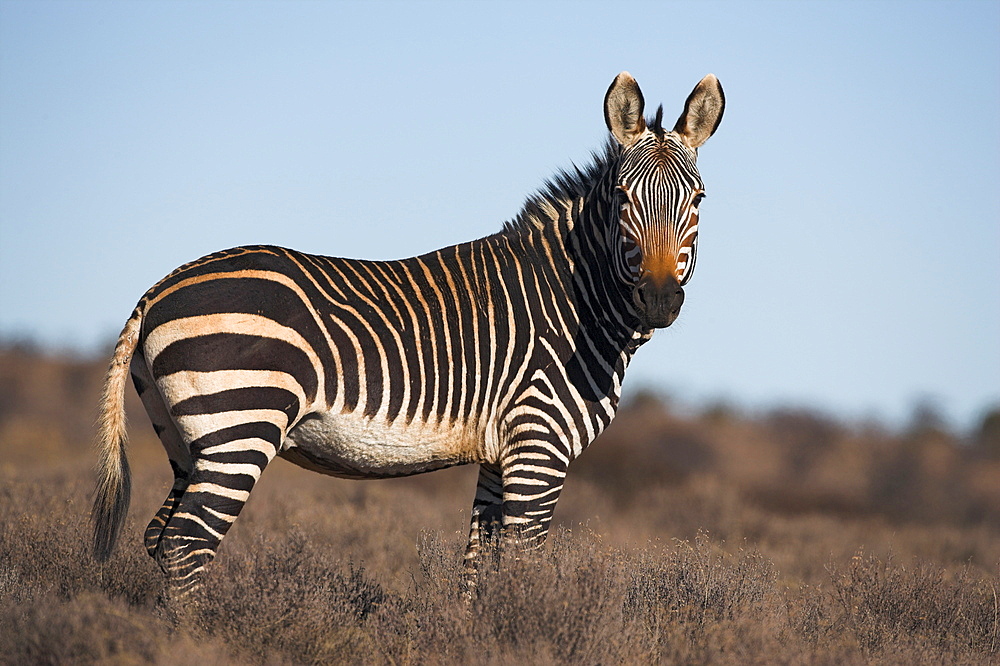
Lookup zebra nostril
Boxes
[633,275,671,308]
[672,286,685,311]
[632,277,652,312]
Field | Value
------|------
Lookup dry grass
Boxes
[1,345,998,664]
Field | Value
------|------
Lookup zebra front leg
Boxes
[464,431,570,594]
[498,440,568,550]
[153,423,280,596]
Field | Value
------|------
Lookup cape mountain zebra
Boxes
[93,72,724,593]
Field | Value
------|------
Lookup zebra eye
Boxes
[616,187,635,210]
[615,193,629,213]
[692,192,706,207]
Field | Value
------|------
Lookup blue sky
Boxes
[1,1,998,430]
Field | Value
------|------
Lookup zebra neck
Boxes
[495,181,651,404]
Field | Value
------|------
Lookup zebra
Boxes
[93,71,724,594]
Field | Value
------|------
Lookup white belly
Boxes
[281,411,483,478]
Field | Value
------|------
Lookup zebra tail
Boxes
[92,309,142,561]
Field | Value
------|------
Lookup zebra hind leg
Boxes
[130,352,196,561]
[144,460,189,559]
[152,421,281,596]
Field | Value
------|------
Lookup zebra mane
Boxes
[651,104,665,136]
[501,103,665,236]
[501,139,620,235]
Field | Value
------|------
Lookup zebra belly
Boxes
[280,412,479,479]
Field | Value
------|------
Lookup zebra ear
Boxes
[605,72,646,147]
[674,74,725,149]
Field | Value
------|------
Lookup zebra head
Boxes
[604,72,724,329]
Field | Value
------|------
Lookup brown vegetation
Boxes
[1,343,998,664]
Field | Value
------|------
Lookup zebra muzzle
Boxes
[633,273,684,329]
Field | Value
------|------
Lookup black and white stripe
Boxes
[92,72,724,593]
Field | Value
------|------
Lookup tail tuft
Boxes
[93,444,132,560]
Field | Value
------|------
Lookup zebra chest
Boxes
[280,411,480,479]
